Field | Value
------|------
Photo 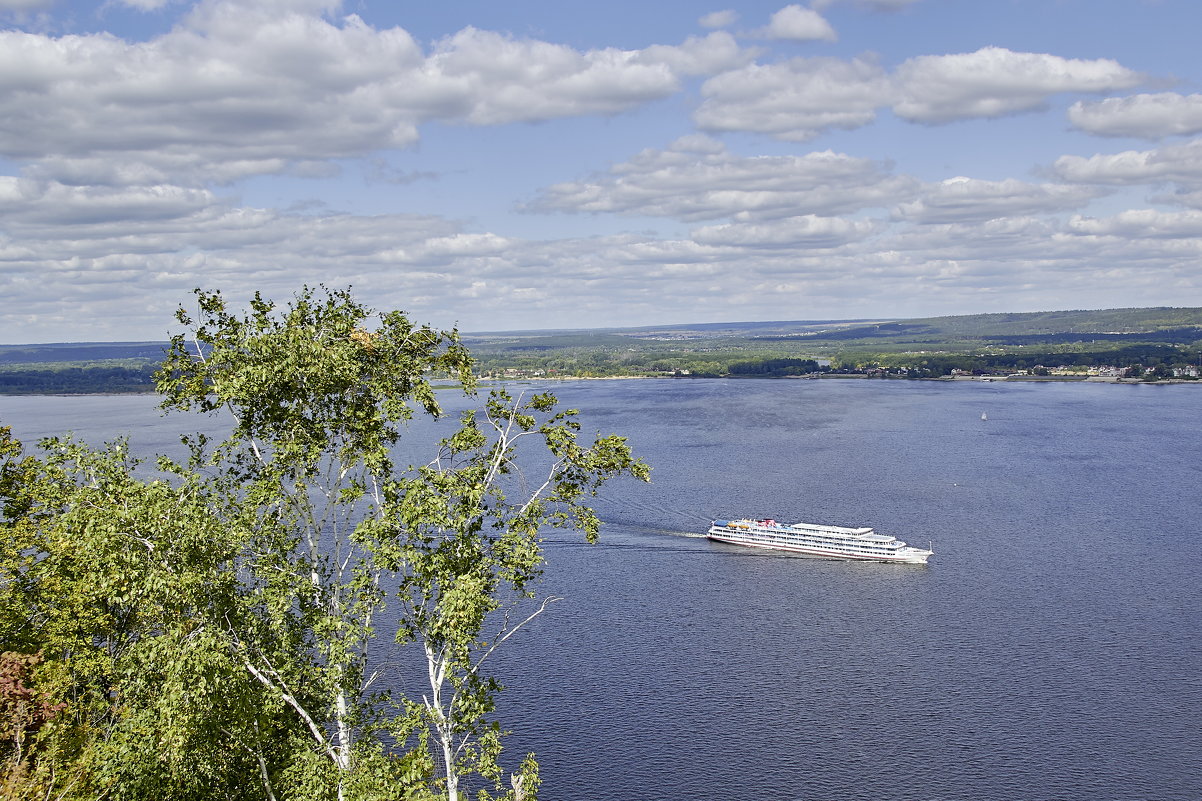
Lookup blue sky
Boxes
[2,0,1202,342]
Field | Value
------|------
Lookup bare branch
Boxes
[470,596,561,674]
[517,457,566,518]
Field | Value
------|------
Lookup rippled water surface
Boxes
[3,380,1200,801]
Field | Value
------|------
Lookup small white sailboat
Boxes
[980,412,988,421]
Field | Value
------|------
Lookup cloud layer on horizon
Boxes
[2,0,1202,341]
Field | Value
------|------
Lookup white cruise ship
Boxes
[707,518,933,564]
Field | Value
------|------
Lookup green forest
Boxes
[0,364,158,394]
[463,307,1202,380]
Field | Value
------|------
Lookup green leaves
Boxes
[380,387,647,800]
[0,429,287,801]
[157,286,474,483]
[2,287,648,801]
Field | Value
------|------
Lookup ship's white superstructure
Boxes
[707,518,933,564]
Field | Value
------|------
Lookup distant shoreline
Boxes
[3,374,1200,397]
[482,374,1202,385]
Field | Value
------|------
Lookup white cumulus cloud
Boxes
[765,5,837,42]
[0,2,750,186]
[1067,208,1202,238]
[527,136,918,221]
[1052,139,1202,187]
[699,9,739,28]
[1069,93,1202,139]
[691,215,879,248]
[893,177,1107,224]
[892,46,1143,123]
[694,56,889,140]
[1,0,1198,340]
[690,46,1143,142]
[0,178,217,225]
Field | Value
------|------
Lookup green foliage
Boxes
[5,306,1202,388]
[381,388,647,800]
[836,342,1202,377]
[0,364,157,395]
[465,306,1202,379]
[728,358,823,376]
[0,428,285,800]
[1,287,648,801]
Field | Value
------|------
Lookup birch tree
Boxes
[155,286,648,800]
[1,287,647,799]
[387,388,649,801]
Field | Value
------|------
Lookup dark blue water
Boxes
[3,380,1201,801]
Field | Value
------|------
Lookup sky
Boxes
[2,0,1202,342]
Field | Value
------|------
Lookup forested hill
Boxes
[3,306,1202,392]
[463,306,1202,378]
[0,342,167,394]
[822,308,1202,342]
[0,342,169,364]
[463,307,1202,344]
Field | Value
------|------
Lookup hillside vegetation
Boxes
[3,307,1202,392]
[465,307,1202,379]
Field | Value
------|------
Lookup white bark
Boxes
[424,642,460,801]
[240,656,336,764]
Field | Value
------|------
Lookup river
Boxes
[2,379,1200,801]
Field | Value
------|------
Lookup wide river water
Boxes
[2,379,1200,801]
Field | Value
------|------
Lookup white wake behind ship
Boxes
[707,518,933,564]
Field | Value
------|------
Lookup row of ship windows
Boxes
[727,533,894,552]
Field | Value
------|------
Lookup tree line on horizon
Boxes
[4,343,1201,389]
[0,365,157,394]
[3,307,1202,391]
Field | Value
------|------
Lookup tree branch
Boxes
[470,596,561,675]
[240,654,338,764]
